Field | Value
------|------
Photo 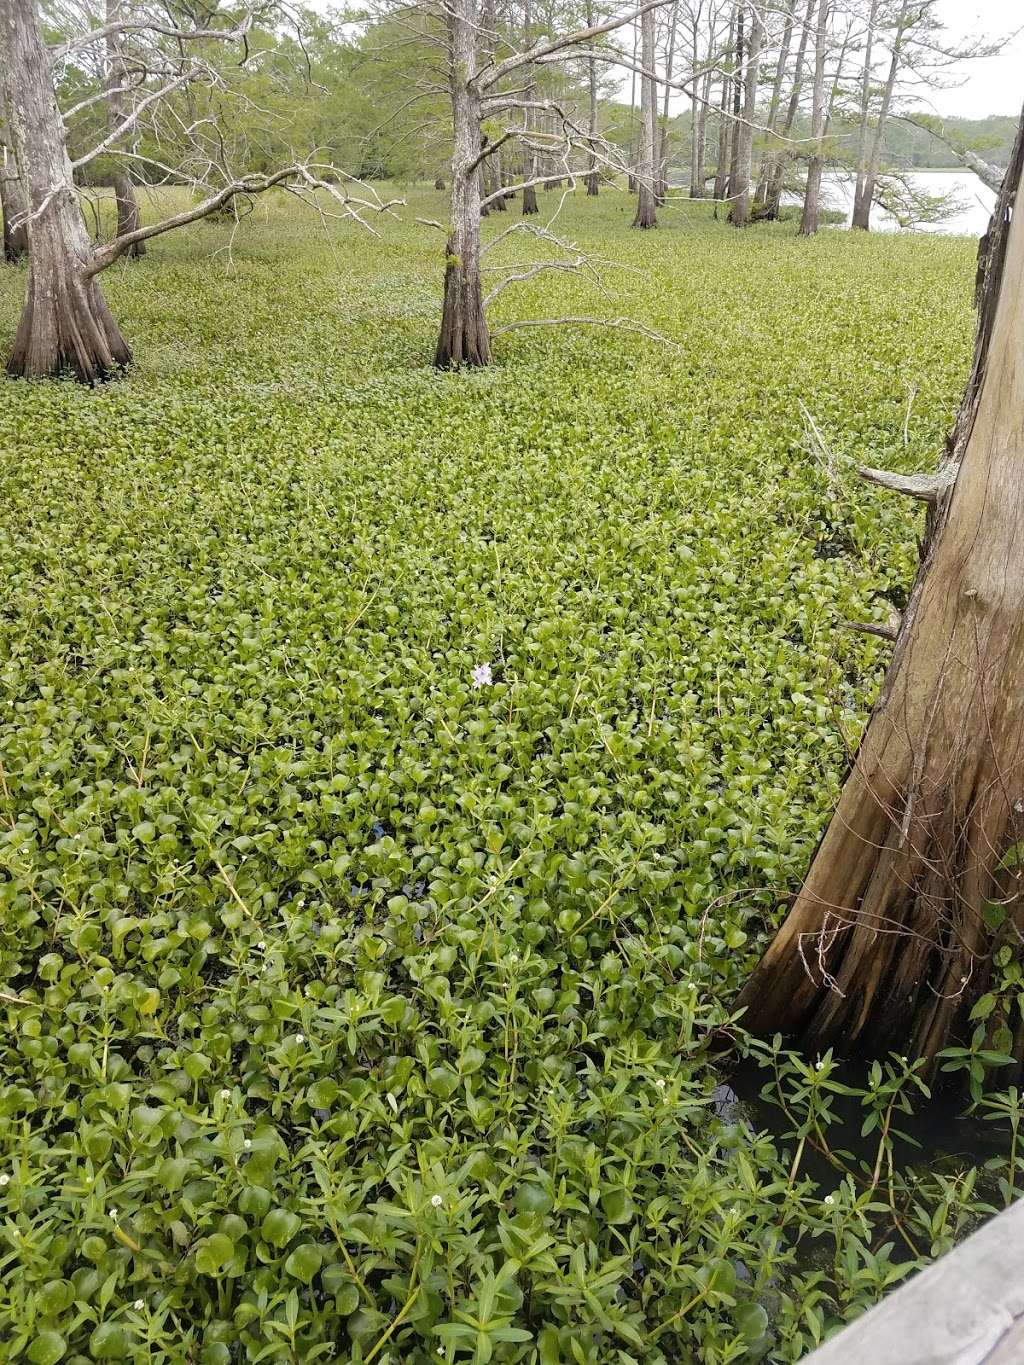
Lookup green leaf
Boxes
[27,1333,67,1365]
[600,1188,635,1224]
[195,1232,235,1275]
[262,1208,302,1248]
[734,1301,769,1342]
[284,1243,323,1283]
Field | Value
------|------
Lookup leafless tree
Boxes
[0,0,397,381]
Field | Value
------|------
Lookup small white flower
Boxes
[295,1033,304,1044]
[471,662,493,689]
[824,1195,835,1207]
[133,1299,144,1310]
[815,1059,826,1071]
[109,1208,117,1220]
[257,941,267,951]
[730,1205,742,1217]
[244,1139,252,1150]
[654,1078,666,1090]
[0,1173,9,1187]
[509,952,518,964]
[219,1089,231,1099]
[430,1194,443,1208]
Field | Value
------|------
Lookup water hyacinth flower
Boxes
[471,662,493,689]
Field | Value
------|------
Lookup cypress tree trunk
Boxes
[521,0,539,215]
[1,148,28,262]
[586,0,599,197]
[690,40,711,199]
[852,0,911,231]
[712,10,735,212]
[852,0,880,229]
[798,0,829,237]
[492,149,507,210]
[764,0,814,221]
[106,0,143,257]
[2,0,130,380]
[729,5,763,228]
[632,6,657,229]
[725,4,744,210]
[435,0,489,368]
[737,112,1024,1075]
[655,0,678,206]
[753,0,796,213]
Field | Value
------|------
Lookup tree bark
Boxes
[521,0,539,215]
[753,0,796,213]
[1,144,28,262]
[852,0,911,232]
[737,111,1024,1075]
[852,0,880,228]
[763,0,814,221]
[105,0,143,256]
[729,4,763,227]
[632,5,657,228]
[586,0,599,195]
[798,0,829,236]
[693,66,711,198]
[2,0,130,380]
[656,1,679,205]
[689,12,710,201]
[435,0,489,368]
[712,12,735,210]
[725,3,743,211]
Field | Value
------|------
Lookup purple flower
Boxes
[471,663,493,689]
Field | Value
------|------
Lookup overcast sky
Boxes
[929,0,1023,118]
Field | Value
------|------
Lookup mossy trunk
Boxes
[737,112,1024,1076]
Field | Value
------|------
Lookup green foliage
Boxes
[0,188,1009,1362]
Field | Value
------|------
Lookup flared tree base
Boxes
[434,255,490,369]
[8,262,131,382]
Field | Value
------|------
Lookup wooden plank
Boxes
[802,1199,1024,1364]
[984,1318,1024,1365]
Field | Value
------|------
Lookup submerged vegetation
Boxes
[0,192,1018,1363]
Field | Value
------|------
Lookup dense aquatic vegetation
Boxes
[0,190,1015,1363]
